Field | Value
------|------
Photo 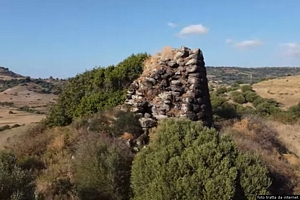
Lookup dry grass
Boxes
[253,75,300,109]
[6,124,78,199]
[267,120,300,158]
[143,46,175,76]
[0,107,45,126]
[222,117,300,194]
[0,83,57,108]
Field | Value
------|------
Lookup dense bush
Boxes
[210,93,226,108]
[215,87,227,95]
[231,91,246,104]
[44,53,148,127]
[0,151,35,200]
[241,85,253,92]
[74,133,134,200]
[131,118,271,200]
[244,91,259,102]
[252,97,266,107]
[286,103,300,121]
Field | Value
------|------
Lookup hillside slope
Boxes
[253,75,300,109]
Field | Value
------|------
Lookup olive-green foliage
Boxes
[0,151,35,200]
[231,91,246,104]
[44,53,149,127]
[74,133,134,200]
[210,93,226,108]
[215,87,227,95]
[256,102,281,116]
[241,85,253,92]
[131,118,271,200]
[244,91,259,103]
[252,97,265,107]
[231,82,240,88]
[286,103,300,121]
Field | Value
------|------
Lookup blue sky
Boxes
[1,0,300,78]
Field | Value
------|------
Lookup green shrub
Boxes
[131,118,271,200]
[244,91,259,103]
[231,82,240,87]
[256,102,281,116]
[214,102,239,119]
[215,87,227,95]
[231,92,246,104]
[252,97,266,107]
[286,103,300,122]
[0,151,35,200]
[74,133,134,200]
[210,94,226,108]
[241,85,253,92]
[44,53,149,127]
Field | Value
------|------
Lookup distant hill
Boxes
[206,66,300,85]
[0,66,24,80]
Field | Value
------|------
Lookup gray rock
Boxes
[158,91,172,101]
[185,58,197,66]
[127,89,135,94]
[134,113,143,118]
[153,114,168,120]
[181,103,192,112]
[175,51,184,59]
[125,99,135,105]
[167,60,178,68]
[146,77,156,85]
[171,80,182,85]
[188,53,198,60]
[136,91,143,96]
[188,77,200,84]
[188,73,200,77]
[144,112,152,118]
[191,48,200,55]
[139,117,157,128]
[186,65,198,73]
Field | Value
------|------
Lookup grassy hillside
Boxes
[253,75,300,109]
[1,60,300,198]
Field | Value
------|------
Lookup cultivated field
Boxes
[253,75,300,109]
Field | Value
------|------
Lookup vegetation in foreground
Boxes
[1,54,300,199]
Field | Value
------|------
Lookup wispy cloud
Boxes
[226,39,263,49]
[281,43,300,57]
[178,24,209,36]
[167,22,177,27]
[226,39,234,44]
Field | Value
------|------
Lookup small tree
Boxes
[215,87,227,95]
[131,118,271,200]
[241,85,253,92]
[0,152,35,199]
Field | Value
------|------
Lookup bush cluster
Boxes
[131,118,271,200]
[44,53,149,127]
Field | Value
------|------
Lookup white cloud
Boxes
[178,24,209,36]
[281,43,300,57]
[167,22,177,27]
[226,39,263,49]
[226,39,233,44]
[235,40,263,48]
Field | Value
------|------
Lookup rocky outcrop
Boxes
[125,46,213,136]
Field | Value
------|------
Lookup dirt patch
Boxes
[0,107,46,126]
[0,124,36,150]
[267,120,300,158]
[0,84,57,108]
[253,75,300,109]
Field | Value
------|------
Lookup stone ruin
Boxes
[124,46,213,146]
